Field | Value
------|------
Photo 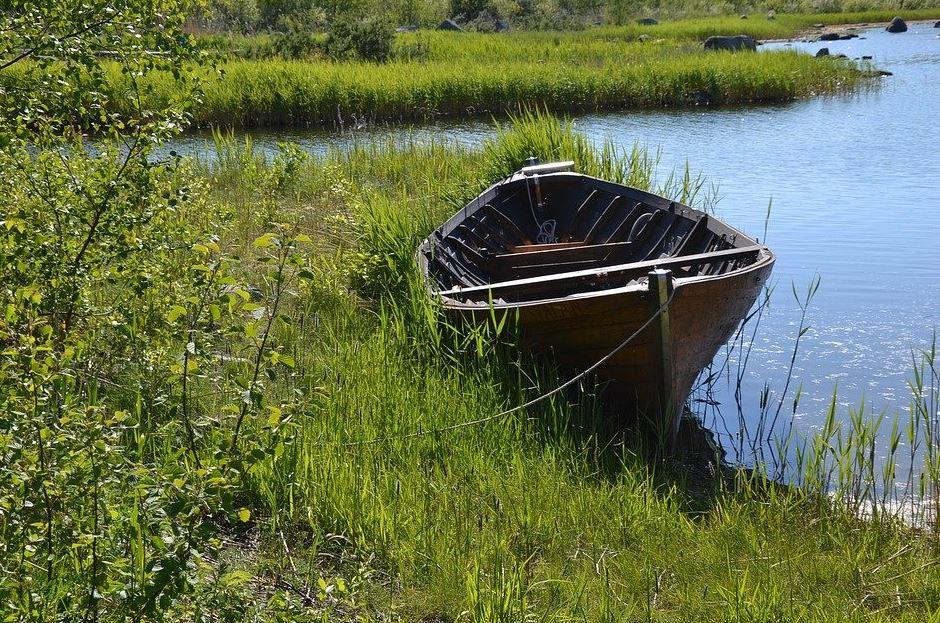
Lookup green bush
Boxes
[324,16,394,61]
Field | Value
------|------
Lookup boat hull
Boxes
[442,255,774,436]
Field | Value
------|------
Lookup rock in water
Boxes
[885,17,907,33]
[637,17,658,25]
[934,20,940,28]
[703,35,757,52]
[438,18,462,31]
[819,32,840,41]
[816,47,830,57]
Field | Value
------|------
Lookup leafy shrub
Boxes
[324,16,394,62]
[272,31,322,58]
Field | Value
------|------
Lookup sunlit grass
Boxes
[187,112,940,620]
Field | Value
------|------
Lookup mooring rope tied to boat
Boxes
[322,285,678,448]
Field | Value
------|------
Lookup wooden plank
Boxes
[563,189,604,242]
[649,268,677,446]
[671,215,709,257]
[439,245,765,300]
[605,202,644,244]
[508,241,583,253]
[496,241,634,265]
[584,196,625,244]
[480,204,530,245]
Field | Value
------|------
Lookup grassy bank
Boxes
[194,117,940,618]
[198,119,940,621]
[5,105,940,617]
[8,0,940,616]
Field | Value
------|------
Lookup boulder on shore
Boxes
[438,18,463,31]
[816,47,830,57]
[637,17,658,25]
[818,32,840,41]
[703,35,757,52]
[495,19,510,32]
[885,17,907,33]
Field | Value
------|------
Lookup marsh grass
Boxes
[177,112,940,620]
[98,9,940,130]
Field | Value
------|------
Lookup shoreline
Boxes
[765,17,939,43]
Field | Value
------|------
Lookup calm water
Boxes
[169,23,940,459]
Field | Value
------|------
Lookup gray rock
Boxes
[740,14,748,19]
[438,18,462,31]
[885,17,907,33]
[703,35,757,52]
[815,47,830,57]
[862,55,873,60]
[814,23,825,28]
[819,32,840,41]
[767,10,776,20]
[637,17,658,25]
[832,53,847,59]
[638,34,651,42]
[934,20,940,28]
[838,33,858,40]
[495,19,510,32]
[395,24,418,32]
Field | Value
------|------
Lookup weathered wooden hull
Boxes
[443,255,773,433]
[418,163,775,438]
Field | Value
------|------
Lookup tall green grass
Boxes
[102,10,940,129]
[184,113,940,620]
[128,48,867,128]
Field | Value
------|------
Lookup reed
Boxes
[132,50,866,129]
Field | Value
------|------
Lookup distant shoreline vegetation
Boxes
[102,10,940,131]
[192,0,940,34]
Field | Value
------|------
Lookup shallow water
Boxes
[166,23,940,461]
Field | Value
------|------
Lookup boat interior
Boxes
[423,167,765,303]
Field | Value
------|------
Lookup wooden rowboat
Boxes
[418,160,775,439]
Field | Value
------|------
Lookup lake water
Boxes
[168,23,940,463]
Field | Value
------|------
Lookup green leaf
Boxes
[166,305,187,323]
[253,233,275,249]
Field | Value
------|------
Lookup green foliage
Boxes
[324,16,395,62]
[0,0,333,619]
[195,0,940,33]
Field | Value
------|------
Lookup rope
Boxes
[322,285,678,448]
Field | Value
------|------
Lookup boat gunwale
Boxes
[431,247,775,311]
